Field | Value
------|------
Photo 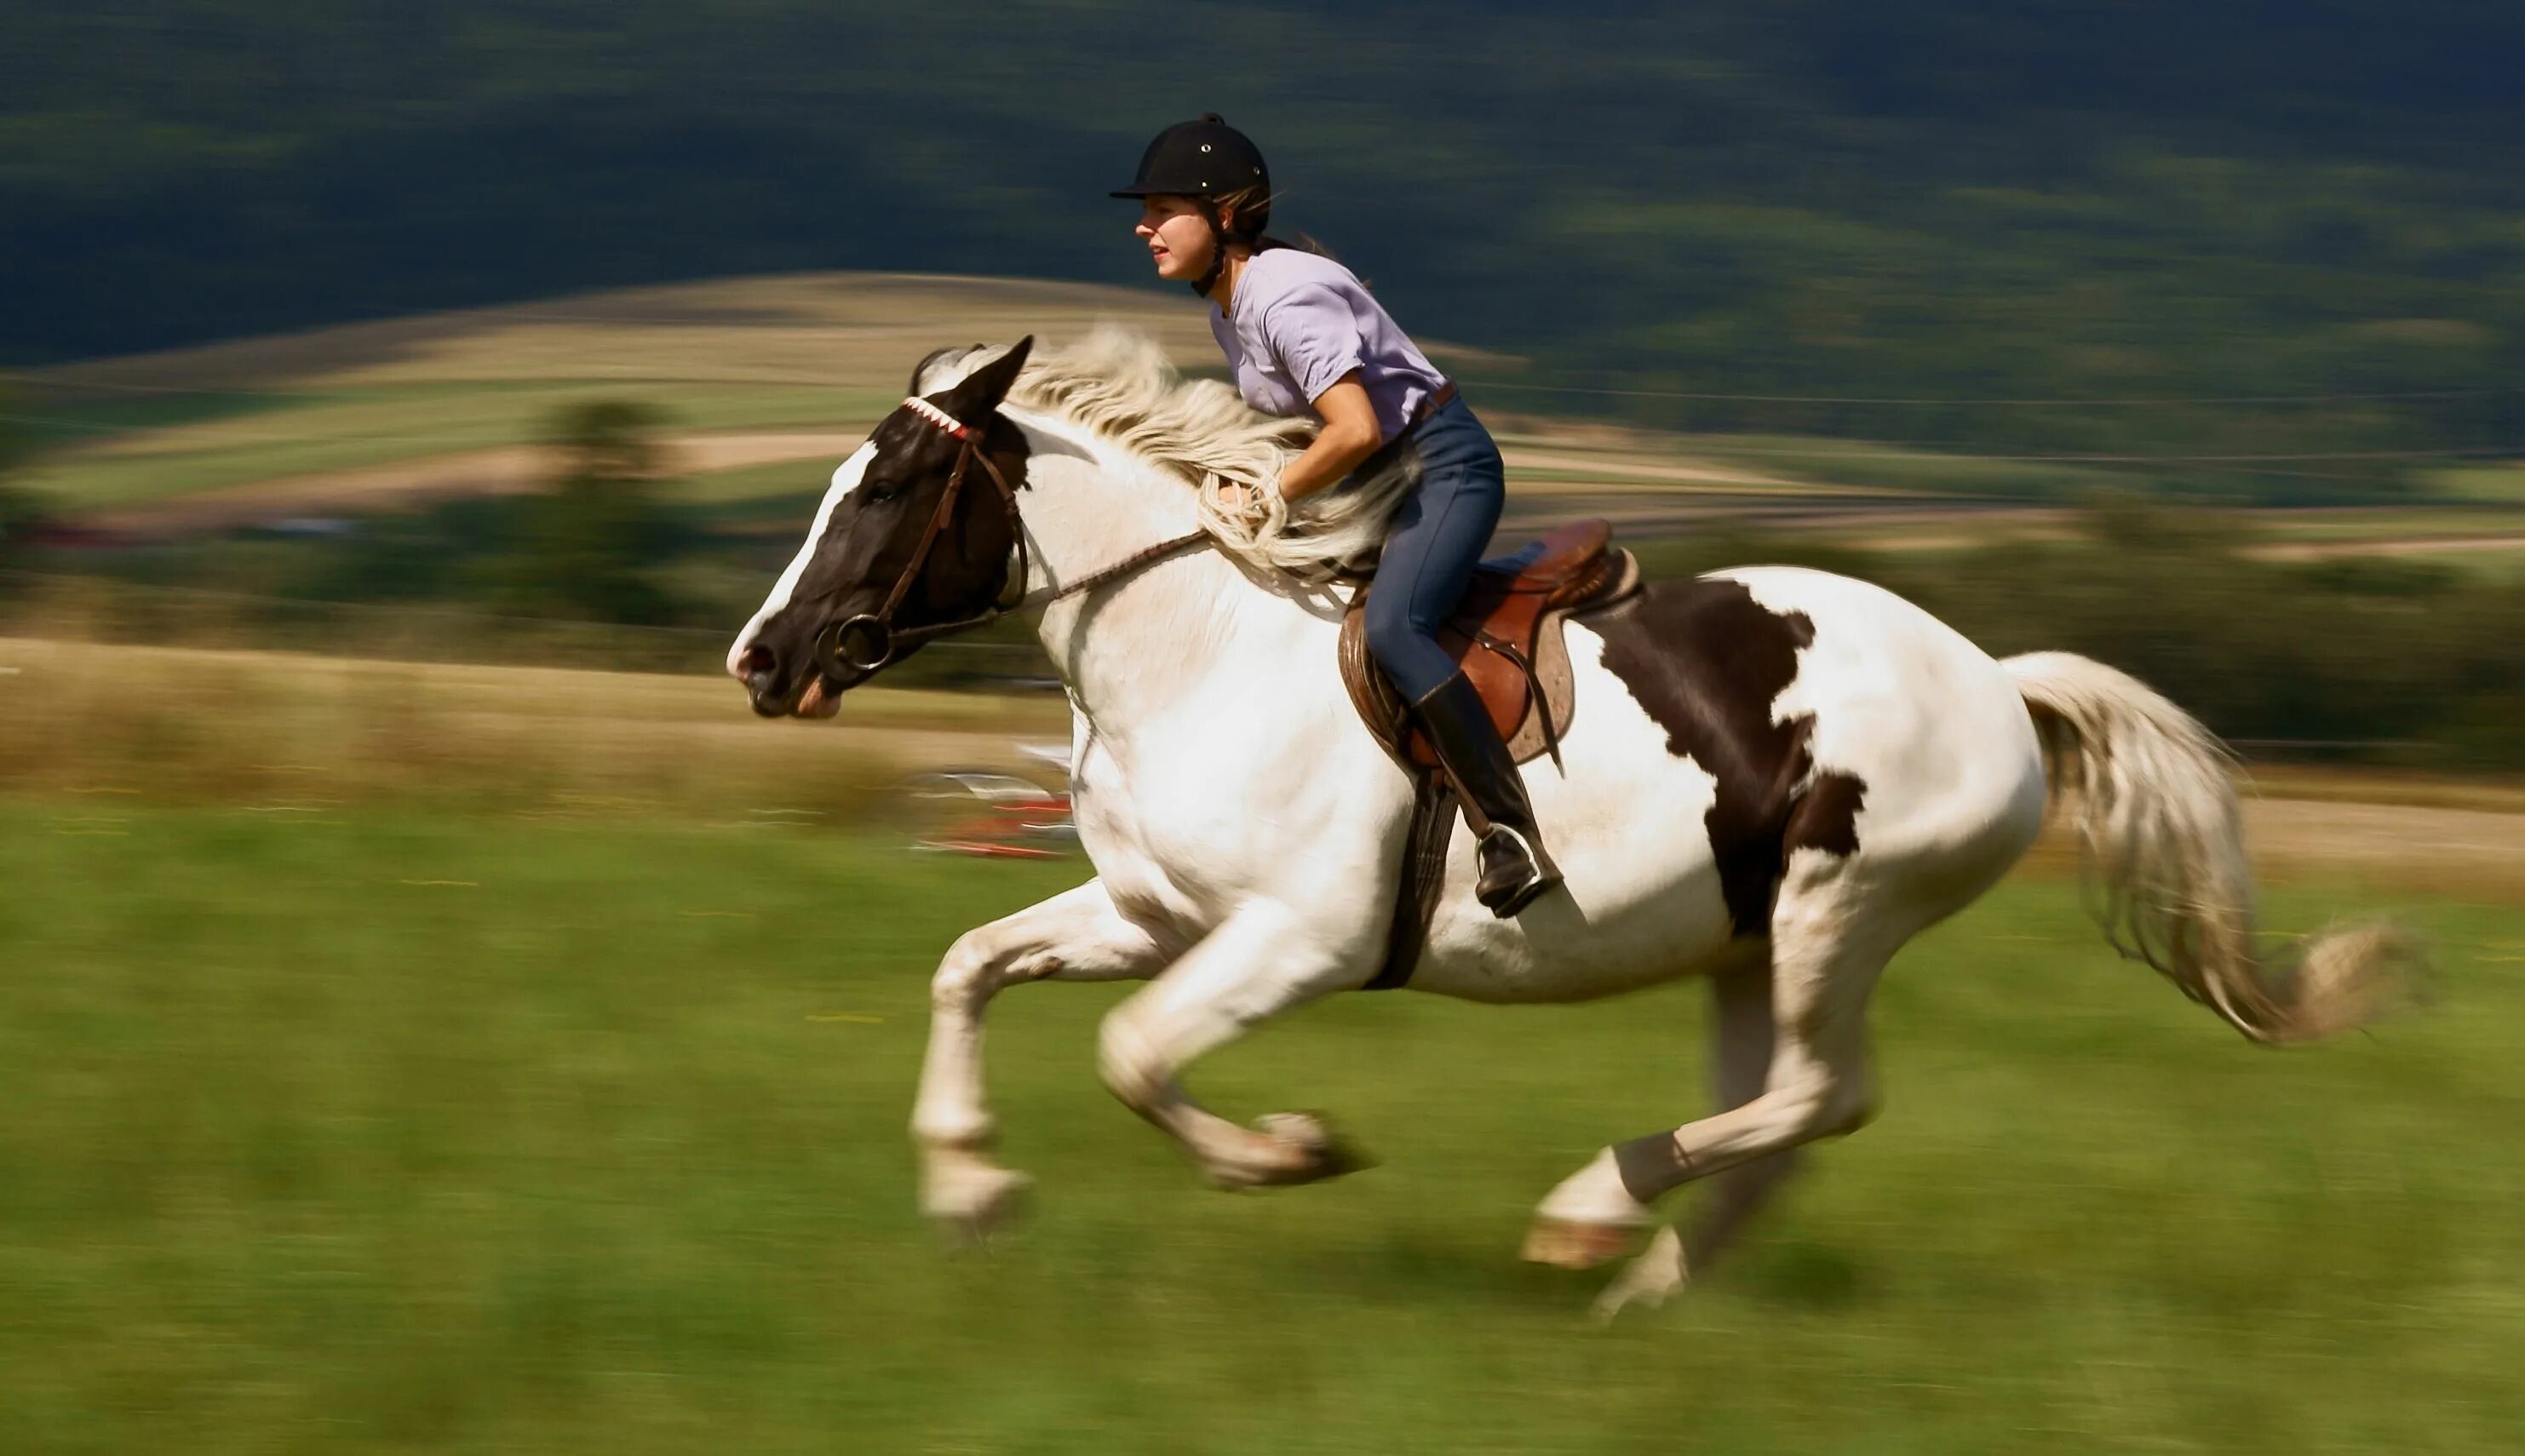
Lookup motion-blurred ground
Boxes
[2,638,2522,1454]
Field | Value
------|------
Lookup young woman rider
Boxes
[1112,114,1559,917]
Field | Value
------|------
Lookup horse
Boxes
[727,330,2410,1315]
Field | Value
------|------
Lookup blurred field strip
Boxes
[4,633,2518,899]
[0,635,1068,824]
[15,270,2525,573]
[66,421,886,534]
[15,272,1217,522]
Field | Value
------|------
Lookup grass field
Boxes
[0,636,1070,817]
[5,798,2522,1454]
[29,383,890,511]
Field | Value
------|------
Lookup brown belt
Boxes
[1407,380,1460,432]
[1348,381,1464,490]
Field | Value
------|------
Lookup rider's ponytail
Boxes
[1214,182,1345,273]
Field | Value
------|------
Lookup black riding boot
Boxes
[1411,671,1564,917]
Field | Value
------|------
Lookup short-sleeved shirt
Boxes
[1207,249,1450,443]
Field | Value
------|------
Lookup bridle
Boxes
[813,396,1208,678]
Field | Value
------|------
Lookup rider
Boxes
[1112,114,1560,917]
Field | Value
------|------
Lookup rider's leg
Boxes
[1097,898,1379,1189]
[1409,673,1563,915]
[913,879,1176,1237]
[1365,400,1562,917]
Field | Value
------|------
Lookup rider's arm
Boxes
[1276,372,1380,501]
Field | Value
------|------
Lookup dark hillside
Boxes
[5,3,2522,493]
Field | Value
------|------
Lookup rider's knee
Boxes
[1361,591,1415,662]
[1365,602,1453,691]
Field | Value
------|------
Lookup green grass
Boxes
[3,800,2521,1453]
[2247,507,2525,541]
[669,457,843,507]
[26,382,897,509]
[1673,433,2128,500]
[3,391,313,453]
[2428,465,2525,504]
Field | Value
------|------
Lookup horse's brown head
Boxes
[731,337,1034,718]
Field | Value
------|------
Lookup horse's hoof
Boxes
[1522,1215,1643,1270]
[1203,1113,1374,1189]
[1591,1226,1690,1323]
[1255,1111,1374,1183]
[922,1163,1034,1246]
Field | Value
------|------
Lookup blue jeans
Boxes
[1362,395,1542,702]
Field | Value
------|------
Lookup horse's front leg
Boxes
[1096,898,1380,1189]
[912,879,1174,1241]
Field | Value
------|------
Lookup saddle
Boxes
[1340,519,1640,993]
[1339,519,1641,771]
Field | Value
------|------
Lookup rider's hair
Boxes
[1212,183,1341,271]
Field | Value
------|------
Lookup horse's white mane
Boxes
[920,327,1419,582]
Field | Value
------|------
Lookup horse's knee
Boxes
[931,929,998,1014]
[1095,1005,1168,1112]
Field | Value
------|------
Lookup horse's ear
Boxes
[941,335,1034,427]
[906,346,961,396]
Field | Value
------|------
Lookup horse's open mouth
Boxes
[748,668,849,719]
[795,674,844,718]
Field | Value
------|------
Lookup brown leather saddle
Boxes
[1340,519,1640,993]
[1340,519,1642,771]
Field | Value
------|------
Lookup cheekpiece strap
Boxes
[902,395,973,441]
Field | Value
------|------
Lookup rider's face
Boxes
[1135,196,1217,283]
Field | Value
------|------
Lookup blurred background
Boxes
[3,5,2522,1453]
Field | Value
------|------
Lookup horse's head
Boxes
[728,337,1035,718]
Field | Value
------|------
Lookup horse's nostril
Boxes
[737,644,775,681]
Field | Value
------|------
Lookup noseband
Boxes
[815,396,1211,679]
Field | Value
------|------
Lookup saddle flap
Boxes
[1339,519,1641,771]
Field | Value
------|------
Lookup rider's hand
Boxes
[1209,476,1268,517]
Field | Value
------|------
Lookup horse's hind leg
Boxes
[1587,959,1807,1315]
[913,880,1174,1241]
[1527,866,1888,1282]
[1690,960,1810,1269]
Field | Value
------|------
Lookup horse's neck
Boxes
[1012,422,1308,738]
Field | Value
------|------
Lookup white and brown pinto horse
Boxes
[729,335,2407,1314]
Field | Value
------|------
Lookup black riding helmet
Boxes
[1111,114,1271,296]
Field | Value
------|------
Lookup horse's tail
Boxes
[2002,651,2417,1045]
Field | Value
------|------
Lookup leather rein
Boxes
[814,396,1210,678]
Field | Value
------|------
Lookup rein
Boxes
[814,397,1211,678]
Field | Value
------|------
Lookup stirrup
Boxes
[1477,824,1562,919]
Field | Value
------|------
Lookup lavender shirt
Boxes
[1208,249,1450,442]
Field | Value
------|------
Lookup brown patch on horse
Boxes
[1592,577,1868,937]
[1786,770,1868,857]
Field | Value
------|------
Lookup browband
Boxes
[901,395,973,440]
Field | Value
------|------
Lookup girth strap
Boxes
[1363,772,1457,991]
